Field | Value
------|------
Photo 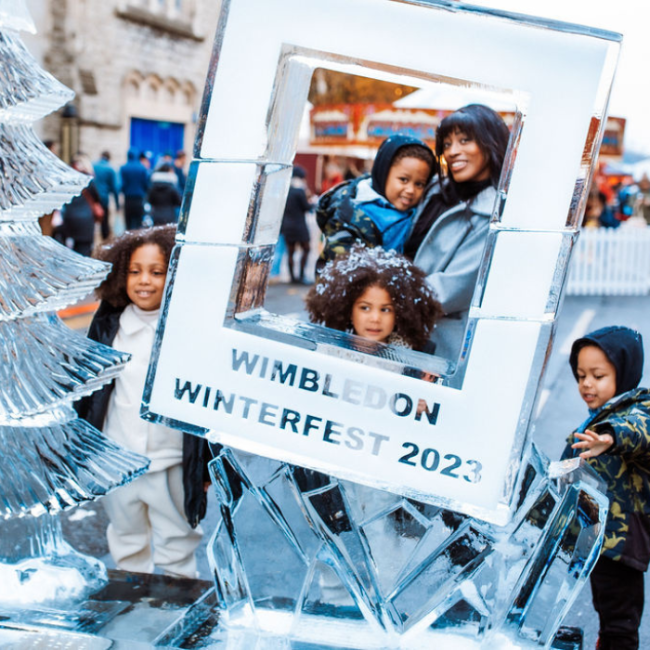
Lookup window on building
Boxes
[119,0,195,30]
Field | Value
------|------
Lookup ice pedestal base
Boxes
[206,445,606,649]
[0,570,583,648]
[183,614,582,649]
[0,570,216,648]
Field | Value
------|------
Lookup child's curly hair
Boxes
[93,225,177,308]
[305,244,443,351]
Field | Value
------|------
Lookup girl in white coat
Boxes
[77,226,207,578]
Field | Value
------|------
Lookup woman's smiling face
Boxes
[442,128,490,184]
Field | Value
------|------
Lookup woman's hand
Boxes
[571,429,614,459]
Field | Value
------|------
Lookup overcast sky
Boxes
[469,0,650,156]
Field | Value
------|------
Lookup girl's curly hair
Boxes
[305,244,443,351]
[93,224,177,308]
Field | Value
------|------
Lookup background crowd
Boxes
[584,170,650,230]
[41,147,188,257]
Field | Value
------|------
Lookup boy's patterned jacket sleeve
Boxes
[315,177,382,269]
[320,207,382,264]
[564,388,650,570]
[593,403,650,462]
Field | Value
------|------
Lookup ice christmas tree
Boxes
[0,2,148,608]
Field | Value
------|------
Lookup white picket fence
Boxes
[566,225,650,295]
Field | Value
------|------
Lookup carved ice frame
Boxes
[143,0,620,525]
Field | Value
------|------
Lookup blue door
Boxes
[130,117,185,167]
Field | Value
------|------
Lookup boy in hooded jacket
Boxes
[315,135,434,272]
[562,325,650,650]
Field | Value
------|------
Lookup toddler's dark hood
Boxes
[569,325,644,395]
[371,135,434,198]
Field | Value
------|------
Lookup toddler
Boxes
[316,135,435,270]
[562,325,650,650]
[76,225,210,578]
[305,243,443,352]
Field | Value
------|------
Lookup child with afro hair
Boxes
[305,243,443,352]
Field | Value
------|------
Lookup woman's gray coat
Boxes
[413,184,496,363]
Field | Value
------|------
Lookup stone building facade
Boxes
[24,0,222,166]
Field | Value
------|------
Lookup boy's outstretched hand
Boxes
[571,429,614,459]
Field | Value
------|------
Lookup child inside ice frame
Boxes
[305,243,443,354]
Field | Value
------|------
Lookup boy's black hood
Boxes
[371,135,434,198]
[569,325,644,395]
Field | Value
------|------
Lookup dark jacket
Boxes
[562,387,650,571]
[562,326,649,570]
[316,176,383,270]
[60,182,101,244]
[410,181,496,362]
[174,164,186,193]
[93,158,120,208]
[119,150,150,199]
[147,171,182,225]
[75,300,210,528]
[281,181,312,243]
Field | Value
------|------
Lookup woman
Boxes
[280,166,313,284]
[404,104,510,362]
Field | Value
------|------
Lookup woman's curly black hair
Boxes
[93,224,177,308]
[305,244,443,351]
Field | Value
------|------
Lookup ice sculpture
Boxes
[205,447,607,648]
[0,3,149,609]
[139,0,620,646]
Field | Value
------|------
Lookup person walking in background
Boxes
[139,152,152,173]
[156,151,174,171]
[93,151,120,241]
[583,188,620,229]
[616,179,641,222]
[147,163,182,225]
[320,159,344,194]
[281,165,313,284]
[75,225,210,578]
[563,326,650,650]
[57,153,103,257]
[120,148,150,231]
[269,234,287,284]
[637,174,650,225]
[173,150,187,194]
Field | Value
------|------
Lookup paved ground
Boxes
[60,285,650,648]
